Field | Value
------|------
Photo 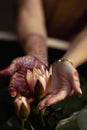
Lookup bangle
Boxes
[59,59,74,66]
[54,58,74,67]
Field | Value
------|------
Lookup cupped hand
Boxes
[38,60,82,110]
[0,55,47,99]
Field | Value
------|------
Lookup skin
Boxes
[0,0,87,110]
[0,0,48,98]
[38,28,87,110]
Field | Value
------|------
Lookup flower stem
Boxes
[40,112,45,127]
[21,120,25,130]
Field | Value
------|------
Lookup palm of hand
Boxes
[38,61,82,110]
[0,55,46,99]
[50,61,80,101]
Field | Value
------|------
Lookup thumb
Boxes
[0,63,17,76]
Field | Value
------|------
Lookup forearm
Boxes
[62,27,87,68]
[17,0,48,65]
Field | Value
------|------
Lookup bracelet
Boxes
[53,58,74,67]
[58,59,73,65]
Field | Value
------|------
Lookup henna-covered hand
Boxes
[0,55,47,99]
[38,60,82,110]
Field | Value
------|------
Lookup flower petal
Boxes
[39,76,46,91]
[34,80,45,98]
[26,70,37,92]
[46,75,52,91]
[14,96,30,121]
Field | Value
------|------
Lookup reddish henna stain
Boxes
[74,71,79,77]
[8,56,47,98]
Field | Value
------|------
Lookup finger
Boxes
[9,72,30,98]
[69,89,74,96]
[9,72,26,91]
[72,79,82,94]
[8,87,17,97]
[37,94,52,110]
[71,71,82,94]
[44,89,69,106]
[44,82,71,106]
[0,63,17,76]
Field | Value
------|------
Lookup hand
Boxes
[38,60,82,110]
[0,55,47,99]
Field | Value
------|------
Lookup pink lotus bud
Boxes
[26,65,52,99]
[14,96,30,121]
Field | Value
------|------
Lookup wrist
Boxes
[61,56,79,68]
[28,53,48,67]
[53,58,75,68]
[22,33,48,66]
[58,58,74,67]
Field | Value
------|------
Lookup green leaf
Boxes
[77,108,87,130]
[2,116,21,130]
[62,95,82,115]
[56,112,80,130]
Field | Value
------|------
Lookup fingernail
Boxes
[79,89,82,95]
[45,102,50,107]
[38,105,43,110]
[45,104,50,107]
[74,71,79,77]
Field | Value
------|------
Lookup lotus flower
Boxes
[14,96,30,121]
[26,65,51,99]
